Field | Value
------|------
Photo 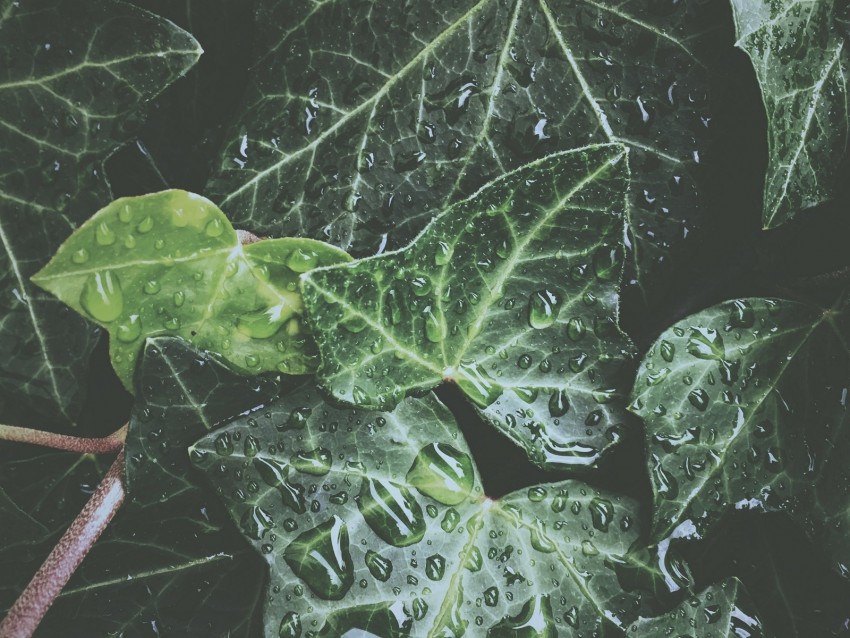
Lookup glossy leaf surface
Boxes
[33,190,350,391]
[208,0,720,297]
[631,298,850,578]
[0,0,201,426]
[628,578,769,637]
[301,145,634,469]
[0,339,272,636]
[192,383,652,637]
[731,0,850,227]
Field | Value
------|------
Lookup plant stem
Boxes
[0,423,127,454]
[0,450,126,638]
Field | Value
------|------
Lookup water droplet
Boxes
[455,361,501,406]
[143,280,160,295]
[588,497,614,532]
[528,289,562,329]
[410,276,433,296]
[71,248,89,264]
[290,448,332,475]
[407,443,474,505]
[688,388,709,411]
[365,550,393,582]
[205,218,224,237]
[687,327,724,360]
[435,241,452,266]
[240,505,273,539]
[95,222,116,246]
[136,216,154,234]
[548,390,569,417]
[254,457,307,513]
[278,612,301,638]
[237,304,292,339]
[651,455,679,500]
[80,271,123,322]
[660,340,675,362]
[357,477,426,546]
[517,354,533,369]
[729,299,754,328]
[283,516,354,600]
[487,594,556,637]
[115,314,142,342]
[424,306,446,342]
[425,554,446,580]
[172,291,185,307]
[287,247,319,273]
[567,317,586,341]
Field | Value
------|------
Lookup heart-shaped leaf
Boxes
[0,339,277,636]
[628,578,769,637]
[32,190,350,391]
[731,0,850,228]
[0,0,201,426]
[301,145,634,469]
[631,297,850,578]
[191,382,657,637]
[207,0,721,298]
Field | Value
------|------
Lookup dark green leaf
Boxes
[631,297,850,578]
[301,146,634,469]
[628,578,770,637]
[207,0,719,298]
[731,0,850,228]
[0,0,201,426]
[191,383,654,637]
[0,338,274,636]
[32,190,350,391]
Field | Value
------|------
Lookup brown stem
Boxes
[0,450,126,638]
[0,423,127,454]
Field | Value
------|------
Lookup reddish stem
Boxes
[0,423,127,454]
[0,450,126,638]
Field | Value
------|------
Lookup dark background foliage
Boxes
[42,0,850,634]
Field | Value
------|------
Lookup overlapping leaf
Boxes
[301,145,634,469]
[731,0,850,228]
[631,297,850,578]
[208,0,720,298]
[0,0,201,426]
[0,339,275,636]
[628,578,768,637]
[191,382,663,637]
[33,190,350,391]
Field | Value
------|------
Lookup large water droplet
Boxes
[80,271,123,322]
[528,289,562,329]
[487,594,556,637]
[240,505,273,540]
[115,314,142,342]
[424,306,446,342]
[254,457,307,513]
[290,448,332,475]
[278,612,301,638]
[95,222,116,246]
[287,247,319,273]
[425,554,446,581]
[455,361,501,406]
[283,516,354,600]
[237,304,292,339]
[407,443,474,505]
[365,550,393,582]
[588,497,614,532]
[687,327,724,360]
[356,477,426,546]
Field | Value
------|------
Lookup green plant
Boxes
[2,0,849,636]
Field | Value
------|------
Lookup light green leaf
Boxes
[731,0,850,228]
[208,0,721,298]
[32,190,350,391]
[0,0,201,426]
[191,383,655,637]
[631,297,850,578]
[301,145,634,469]
[628,578,769,637]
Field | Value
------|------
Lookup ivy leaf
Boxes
[0,0,201,426]
[0,339,275,636]
[731,0,850,228]
[32,190,350,391]
[628,578,769,637]
[207,0,719,297]
[301,145,634,469]
[191,383,655,637]
[630,298,850,578]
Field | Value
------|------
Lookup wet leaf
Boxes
[629,578,769,637]
[0,0,201,427]
[301,145,634,469]
[631,297,850,579]
[0,339,272,636]
[731,0,850,228]
[32,190,350,391]
[207,0,721,298]
[192,383,655,637]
